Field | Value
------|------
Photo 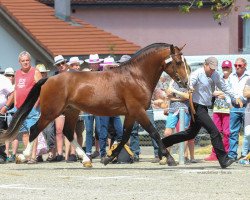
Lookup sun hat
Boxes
[36,64,50,72]
[100,56,119,66]
[4,67,15,75]
[53,55,67,66]
[205,57,218,70]
[221,60,232,68]
[67,57,84,65]
[117,55,131,63]
[85,54,104,63]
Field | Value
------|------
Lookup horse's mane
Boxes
[119,43,172,68]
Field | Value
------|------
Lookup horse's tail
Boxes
[0,78,48,143]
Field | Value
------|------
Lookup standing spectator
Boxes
[83,54,103,159]
[15,51,42,164]
[228,58,250,161]
[50,55,68,162]
[161,57,242,168]
[64,56,84,162]
[205,60,232,161]
[98,56,123,163]
[164,80,196,164]
[35,64,56,162]
[0,73,14,164]
[238,77,250,164]
[3,67,18,162]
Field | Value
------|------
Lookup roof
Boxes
[39,0,213,7]
[0,0,140,59]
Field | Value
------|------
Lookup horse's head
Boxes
[163,44,191,88]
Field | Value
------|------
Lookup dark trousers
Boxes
[0,114,7,160]
[161,103,228,165]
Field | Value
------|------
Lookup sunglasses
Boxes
[234,64,244,68]
[56,62,66,67]
[5,74,14,77]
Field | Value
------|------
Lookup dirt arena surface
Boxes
[0,147,249,200]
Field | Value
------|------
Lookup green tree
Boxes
[180,0,250,22]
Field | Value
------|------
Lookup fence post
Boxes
[179,108,185,165]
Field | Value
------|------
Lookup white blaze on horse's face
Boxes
[165,57,173,65]
[164,55,189,88]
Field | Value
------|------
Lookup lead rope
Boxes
[181,55,196,122]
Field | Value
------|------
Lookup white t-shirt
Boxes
[0,74,14,109]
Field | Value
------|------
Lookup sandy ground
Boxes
[0,147,249,200]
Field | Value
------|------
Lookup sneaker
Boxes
[91,151,100,159]
[86,154,92,162]
[133,155,140,162]
[27,158,37,164]
[56,155,65,162]
[0,156,6,164]
[238,159,250,165]
[8,154,16,163]
[184,157,190,164]
[66,154,77,163]
[100,156,105,164]
[36,155,43,162]
[151,157,160,163]
[190,159,198,163]
[204,154,218,161]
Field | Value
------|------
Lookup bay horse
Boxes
[0,43,190,167]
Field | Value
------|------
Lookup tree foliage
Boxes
[180,0,250,22]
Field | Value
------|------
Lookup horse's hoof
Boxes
[167,156,177,166]
[103,157,111,166]
[159,156,167,165]
[16,154,26,164]
[83,161,92,168]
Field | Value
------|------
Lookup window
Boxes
[239,13,250,53]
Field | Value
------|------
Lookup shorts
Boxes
[19,108,40,133]
[165,112,190,129]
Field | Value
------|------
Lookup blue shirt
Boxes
[190,67,236,106]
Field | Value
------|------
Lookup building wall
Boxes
[0,25,28,71]
[73,8,232,56]
[0,18,51,72]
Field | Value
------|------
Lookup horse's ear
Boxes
[179,44,186,51]
[170,45,175,54]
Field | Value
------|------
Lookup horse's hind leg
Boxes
[17,115,54,163]
[103,115,135,165]
[63,108,92,168]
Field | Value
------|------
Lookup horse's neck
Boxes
[136,60,163,93]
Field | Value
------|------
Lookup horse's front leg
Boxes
[103,116,134,165]
[138,111,177,166]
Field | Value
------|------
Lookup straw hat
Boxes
[85,54,104,63]
[67,57,84,65]
[36,64,50,72]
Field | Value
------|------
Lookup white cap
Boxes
[4,67,15,75]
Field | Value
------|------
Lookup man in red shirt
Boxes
[15,51,42,164]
